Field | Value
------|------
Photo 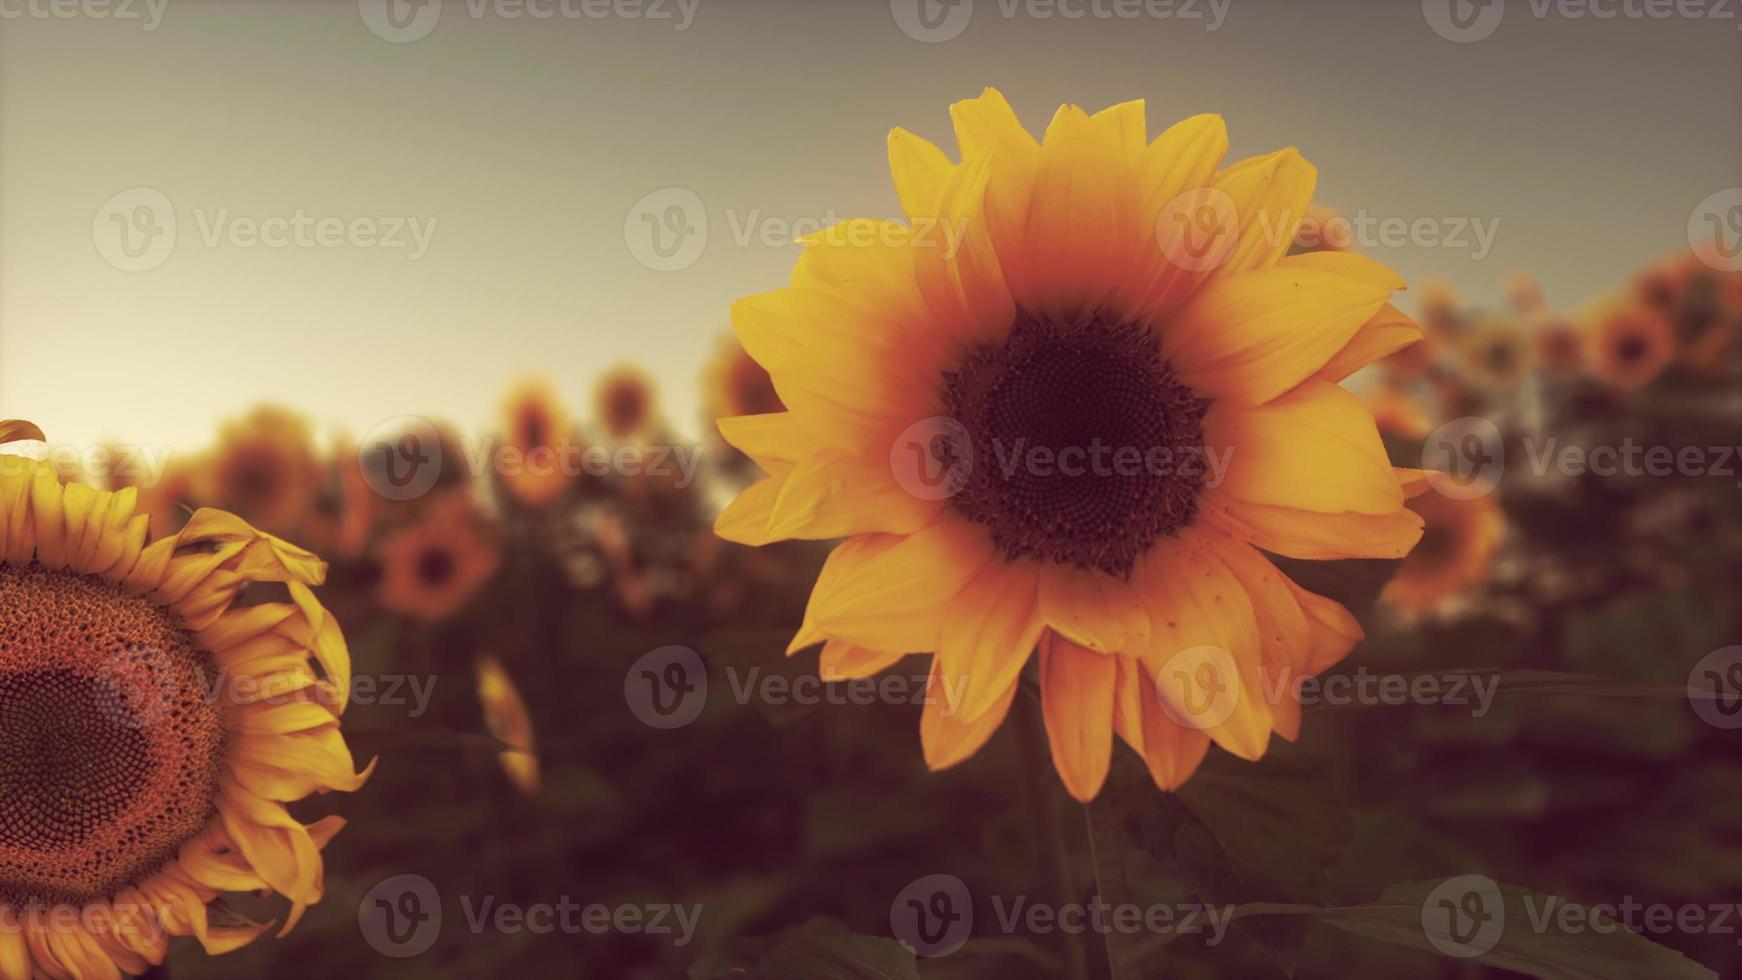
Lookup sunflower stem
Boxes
[1084,792,1141,980]
[1015,686,1090,980]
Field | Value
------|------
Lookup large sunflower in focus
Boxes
[714,90,1429,800]
[0,421,370,977]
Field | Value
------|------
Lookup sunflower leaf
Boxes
[1313,877,1720,980]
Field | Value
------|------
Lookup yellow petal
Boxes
[1113,112,1229,319]
[911,153,1015,347]
[0,419,45,444]
[1209,498,1424,561]
[796,520,996,654]
[1318,304,1424,382]
[1204,380,1404,515]
[818,639,906,681]
[1038,562,1150,654]
[1208,147,1316,279]
[1039,632,1117,802]
[921,655,1018,770]
[936,561,1043,722]
[1135,668,1213,790]
[948,88,1039,300]
[1168,266,1391,406]
[888,126,954,221]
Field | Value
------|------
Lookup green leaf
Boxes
[728,929,922,980]
[1314,878,1719,980]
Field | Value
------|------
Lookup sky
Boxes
[2,0,1738,457]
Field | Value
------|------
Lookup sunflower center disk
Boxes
[0,564,225,906]
[941,312,1209,578]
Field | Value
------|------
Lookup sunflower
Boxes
[0,420,369,978]
[1532,315,1585,377]
[1457,314,1531,388]
[1590,303,1674,392]
[713,90,1428,800]
[594,364,657,442]
[1381,488,1503,614]
[1364,385,1432,441]
[206,407,323,536]
[498,379,575,510]
[475,656,538,797]
[376,491,501,622]
[1505,270,1544,315]
[703,334,784,423]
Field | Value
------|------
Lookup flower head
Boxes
[376,491,501,622]
[713,90,1428,799]
[1591,303,1674,392]
[0,420,370,976]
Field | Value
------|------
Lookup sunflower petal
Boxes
[1039,632,1117,802]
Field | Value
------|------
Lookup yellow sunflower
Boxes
[498,379,575,510]
[1591,303,1674,393]
[1532,315,1585,377]
[376,491,501,622]
[1457,314,1531,388]
[713,90,1428,800]
[476,655,539,797]
[0,420,369,978]
[1381,488,1503,615]
[594,364,658,442]
[703,333,785,423]
[206,406,323,536]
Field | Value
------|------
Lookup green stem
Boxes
[1016,686,1090,980]
[1084,791,1141,980]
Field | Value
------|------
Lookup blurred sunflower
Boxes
[1505,270,1545,315]
[595,364,657,441]
[0,420,370,978]
[1365,385,1432,441]
[499,379,574,510]
[206,406,323,535]
[377,491,501,621]
[1532,315,1585,377]
[476,655,539,797]
[714,89,1428,799]
[1591,304,1674,392]
[703,334,784,423]
[1381,488,1503,614]
[1457,314,1531,388]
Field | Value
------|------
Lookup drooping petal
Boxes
[793,520,997,655]
[920,656,1019,771]
[1039,632,1118,802]
[936,561,1044,722]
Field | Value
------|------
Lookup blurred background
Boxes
[2,1,1741,977]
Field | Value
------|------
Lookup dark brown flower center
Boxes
[941,312,1208,578]
[417,546,457,586]
[0,564,224,907]
[1616,332,1648,363]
